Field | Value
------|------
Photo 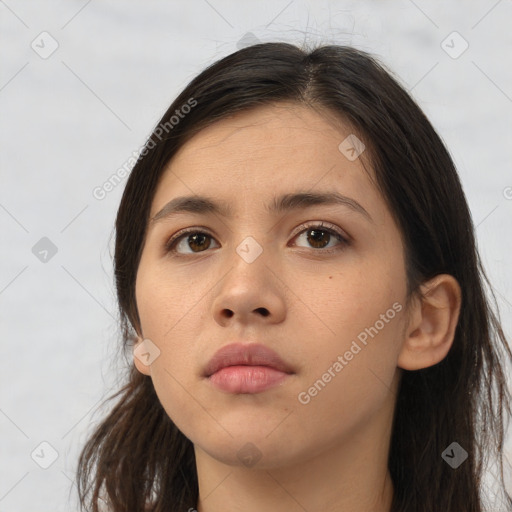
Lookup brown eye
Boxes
[304,228,333,249]
[183,233,212,252]
[165,230,218,254]
[165,222,348,256]
[292,223,348,252]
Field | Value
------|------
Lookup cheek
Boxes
[306,258,404,333]
[293,290,405,442]
[134,257,209,412]
[135,256,202,337]
[295,262,406,399]
[135,288,198,379]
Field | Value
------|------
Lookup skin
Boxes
[133,102,461,512]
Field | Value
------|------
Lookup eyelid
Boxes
[164,225,217,252]
[164,221,350,255]
[290,221,349,243]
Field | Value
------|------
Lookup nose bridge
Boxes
[222,195,272,265]
[235,233,266,265]
[224,231,271,293]
[212,230,286,325]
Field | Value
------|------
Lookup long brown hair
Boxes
[76,42,512,511]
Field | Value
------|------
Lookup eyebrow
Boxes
[150,191,373,226]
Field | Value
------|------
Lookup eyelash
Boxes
[164,222,350,256]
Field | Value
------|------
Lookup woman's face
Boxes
[135,102,409,469]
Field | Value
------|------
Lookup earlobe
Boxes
[133,336,152,376]
[397,274,462,371]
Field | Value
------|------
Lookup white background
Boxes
[1,1,511,510]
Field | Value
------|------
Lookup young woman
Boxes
[76,42,512,512]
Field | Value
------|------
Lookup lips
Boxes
[204,342,294,377]
[204,343,294,394]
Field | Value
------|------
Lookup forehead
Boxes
[172,102,360,166]
[150,102,380,218]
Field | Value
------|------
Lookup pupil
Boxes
[186,229,330,252]
[189,233,210,252]
[308,229,330,249]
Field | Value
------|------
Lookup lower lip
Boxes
[208,365,290,393]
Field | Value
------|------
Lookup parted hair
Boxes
[76,42,512,512]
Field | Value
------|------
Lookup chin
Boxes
[191,428,311,471]
[197,442,292,470]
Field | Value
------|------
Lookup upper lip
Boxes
[204,343,294,377]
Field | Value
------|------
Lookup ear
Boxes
[133,336,151,376]
[398,274,461,370]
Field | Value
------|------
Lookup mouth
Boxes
[204,342,294,394]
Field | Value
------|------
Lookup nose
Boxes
[212,241,287,327]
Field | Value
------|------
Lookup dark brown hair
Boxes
[76,42,512,511]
